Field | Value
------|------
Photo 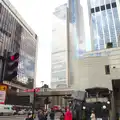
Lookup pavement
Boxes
[0,115,39,120]
[0,115,26,120]
[0,112,62,120]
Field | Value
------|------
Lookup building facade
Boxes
[51,0,86,88]
[0,0,37,89]
[51,16,68,88]
[88,0,120,50]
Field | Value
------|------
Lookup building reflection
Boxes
[0,2,37,88]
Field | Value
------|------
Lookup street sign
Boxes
[0,91,6,104]
[24,88,40,93]
[0,85,7,91]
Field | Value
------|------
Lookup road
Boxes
[0,112,62,120]
[0,115,39,120]
[0,115,26,120]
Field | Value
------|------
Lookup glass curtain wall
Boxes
[0,4,36,86]
[90,0,120,50]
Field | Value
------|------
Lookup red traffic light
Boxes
[10,53,19,61]
[10,56,15,61]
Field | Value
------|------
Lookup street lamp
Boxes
[83,106,86,110]
[107,101,110,104]
[102,105,106,109]
[41,81,44,92]
[41,81,44,87]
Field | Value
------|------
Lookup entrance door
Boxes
[112,80,120,120]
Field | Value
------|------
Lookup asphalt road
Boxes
[0,115,26,120]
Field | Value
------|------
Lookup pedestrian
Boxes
[64,108,72,120]
[60,112,64,120]
[44,110,48,120]
[25,113,33,120]
[38,110,45,120]
[50,109,55,120]
[90,111,96,120]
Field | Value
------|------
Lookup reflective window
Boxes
[91,13,99,50]
[107,8,117,47]
[52,62,66,72]
[96,12,104,49]
[52,70,66,81]
[0,4,36,86]
[112,8,120,47]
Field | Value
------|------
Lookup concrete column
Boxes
[110,92,116,120]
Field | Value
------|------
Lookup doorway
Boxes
[112,79,120,119]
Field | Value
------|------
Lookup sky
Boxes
[9,0,67,87]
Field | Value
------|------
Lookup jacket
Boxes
[64,110,72,120]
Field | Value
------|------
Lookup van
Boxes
[0,104,14,116]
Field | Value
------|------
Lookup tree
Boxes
[27,78,34,89]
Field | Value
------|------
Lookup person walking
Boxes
[90,111,96,120]
[44,110,48,120]
[38,110,45,120]
[49,109,55,120]
[25,113,34,120]
[64,108,72,120]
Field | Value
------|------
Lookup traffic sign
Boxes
[0,91,6,104]
[24,88,40,93]
[0,85,7,91]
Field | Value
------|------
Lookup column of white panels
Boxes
[104,0,112,42]
[100,0,106,48]
[110,0,118,46]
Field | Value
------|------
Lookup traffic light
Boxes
[44,97,51,104]
[4,52,19,81]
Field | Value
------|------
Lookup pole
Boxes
[0,49,7,83]
[32,88,35,119]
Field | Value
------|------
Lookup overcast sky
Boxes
[9,0,67,87]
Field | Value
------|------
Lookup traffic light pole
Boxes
[32,88,35,118]
[0,49,7,83]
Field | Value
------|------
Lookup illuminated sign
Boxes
[24,88,40,93]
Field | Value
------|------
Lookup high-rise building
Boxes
[88,0,120,50]
[0,0,37,89]
[51,0,86,88]
[52,10,68,88]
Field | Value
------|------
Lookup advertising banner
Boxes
[0,91,6,104]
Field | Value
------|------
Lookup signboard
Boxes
[24,88,40,93]
[86,97,108,103]
[0,85,7,91]
[0,85,8,104]
[0,91,6,104]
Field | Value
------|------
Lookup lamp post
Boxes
[41,81,44,92]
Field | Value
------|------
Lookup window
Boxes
[95,7,100,12]
[105,65,110,74]
[4,107,10,109]
[0,3,2,13]
[106,4,111,9]
[101,5,105,11]
[91,8,94,13]
[112,2,117,8]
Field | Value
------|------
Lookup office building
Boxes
[53,3,67,20]
[0,0,37,89]
[88,0,120,50]
[51,0,85,88]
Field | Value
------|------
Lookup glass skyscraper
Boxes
[0,0,37,88]
[90,0,120,50]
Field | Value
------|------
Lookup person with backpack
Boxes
[50,109,55,120]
